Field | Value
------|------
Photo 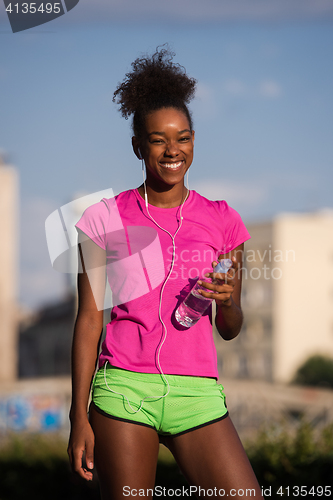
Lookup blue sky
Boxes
[0,1,332,309]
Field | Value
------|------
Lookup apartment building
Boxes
[215,210,333,383]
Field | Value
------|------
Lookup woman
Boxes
[68,47,263,499]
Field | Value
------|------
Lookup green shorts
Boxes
[91,365,228,436]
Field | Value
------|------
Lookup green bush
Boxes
[246,420,333,489]
[0,434,185,500]
[1,423,333,499]
[293,354,333,388]
[0,434,99,500]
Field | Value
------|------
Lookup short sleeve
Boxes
[75,199,109,250]
[218,201,251,254]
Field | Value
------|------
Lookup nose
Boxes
[164,140,180,157]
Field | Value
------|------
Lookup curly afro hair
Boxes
[113,45,197,139]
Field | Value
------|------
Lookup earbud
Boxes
[138,148,142,160]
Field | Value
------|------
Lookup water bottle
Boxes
[175,259,233,328]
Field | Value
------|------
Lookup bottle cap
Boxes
[214,259,232,274]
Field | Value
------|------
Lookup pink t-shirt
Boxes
[76,189,250,378]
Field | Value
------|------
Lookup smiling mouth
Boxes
[159,161,184,170]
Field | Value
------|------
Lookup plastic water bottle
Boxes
[175,259,233,328]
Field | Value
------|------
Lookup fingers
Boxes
[68,435,95,481]
[208,256,239,283]
[197,279,234,306]
[73,446,85,478]
[198,281,234,300]
[197,256,240,304]
[71,445,94,481]
[203,271,234,287]
[85,439,95,473]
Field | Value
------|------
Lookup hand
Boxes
[67,415,95,481]
[197,256,239,307]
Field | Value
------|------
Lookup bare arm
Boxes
[67,231,106,481]
[198,243,244,341]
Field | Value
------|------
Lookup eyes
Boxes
[150,136,191,145]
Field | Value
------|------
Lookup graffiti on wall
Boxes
[0,394,66,432]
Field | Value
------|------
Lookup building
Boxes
[0,157,19,382]
[215,210,333,384]
[18,294,76,378]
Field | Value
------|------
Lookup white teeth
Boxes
[161,161,183,169]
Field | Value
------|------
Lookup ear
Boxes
[191,130,195,143]
[132,136,142,160]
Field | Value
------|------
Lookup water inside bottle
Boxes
[175,287,212,328]
[175,259,233,328]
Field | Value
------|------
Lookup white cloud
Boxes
[259,80,282,98]
[224,79,248,96]
[195,82,213,102]
[191,180,268,208]
[191,169,319,218]
[222,78,282,99]
[192,82,217,119]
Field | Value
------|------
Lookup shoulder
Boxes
[190,190,240,219]
[113,188,137,205]
[75,190,136,241]
[76,199,110,227]
[190,190,250,251]
[86,189,136,218]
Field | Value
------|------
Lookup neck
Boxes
[137,183,188,208]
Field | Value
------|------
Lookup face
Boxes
[133,107,195,188]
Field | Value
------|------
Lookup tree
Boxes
[293,355,333,388]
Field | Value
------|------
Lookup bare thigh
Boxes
[89,404,160,500]
[164,416,263,499]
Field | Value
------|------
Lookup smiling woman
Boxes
[134,108,194,206]
[114,46,196,208]
[67,46,263,500]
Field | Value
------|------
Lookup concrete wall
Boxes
[1,376,332,440]
[273,211,333,382]
[0,163,19,382]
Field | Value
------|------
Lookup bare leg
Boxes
[89,404,160,500]
[164,416,263,499]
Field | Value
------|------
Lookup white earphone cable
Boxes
[103,159,189,412]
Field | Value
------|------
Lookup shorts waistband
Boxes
[103,364,218,388]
